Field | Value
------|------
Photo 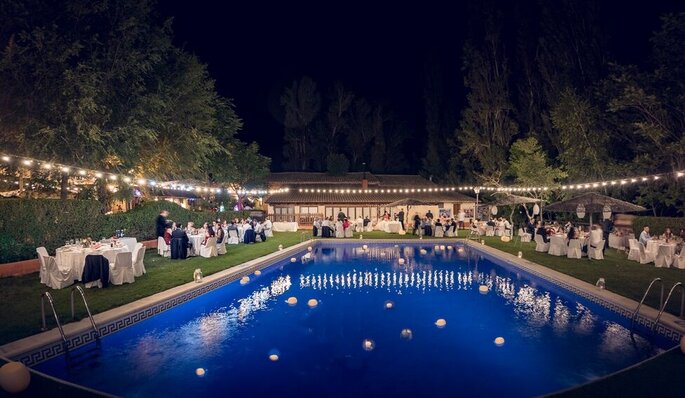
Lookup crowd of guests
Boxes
[638,225,685,254]
[155,210,272,259]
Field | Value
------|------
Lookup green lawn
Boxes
[0,232,302,346]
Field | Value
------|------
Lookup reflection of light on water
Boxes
[513,286,551,328]
[299,270,457,292]
[553,298,570,333]
[128,276,291,369]
[574,303,597,335]
[599,322,655,357]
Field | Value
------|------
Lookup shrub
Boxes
[632,216,685,236]
[0,199,252,264]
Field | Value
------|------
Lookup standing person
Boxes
[602,216,614,251]
[398,208,405,230]
[457,208,465,230]
[156,210,169,238]
[337,208,346,221]
[426,209,433,220]
[412,214,421,235]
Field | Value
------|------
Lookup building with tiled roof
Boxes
[264,172,475,225]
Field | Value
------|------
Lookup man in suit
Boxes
[398,208,405,230]
[170,223,190,260]
[156,210,169,238]
[601,216,614,252]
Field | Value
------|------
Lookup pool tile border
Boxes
[2,238,682,368]
[0,241,314,367]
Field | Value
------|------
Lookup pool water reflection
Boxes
[36,243,671,398]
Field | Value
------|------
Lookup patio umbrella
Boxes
[544,192,646,225]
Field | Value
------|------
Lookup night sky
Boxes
[160,0,683,171]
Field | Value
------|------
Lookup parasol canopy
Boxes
[544,192,646,213]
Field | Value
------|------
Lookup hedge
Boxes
[0,199,251,264]
[632,216,685,237]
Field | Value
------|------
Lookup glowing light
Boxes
[254,270,262,276]
[290,257,296,263]
[384,300,394,309]
[286,297,297,306]
[78,170,87,176]
[400,328,413,340]
[479,285,489,294]
[435,319,447,328]
[61,166,70,173]
[123,177,131,183]
[42,163,52,169]
[307,299,318,308]
[109,175,117,180]
[240,276,250,285]
[362,339,375,351]
[22,160,32,166]
[494,337,505,346]
[1,156,9,162]
[195,368,206,377]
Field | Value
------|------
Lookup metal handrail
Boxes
[41,292,68,348]
[70,286,100,338]
[630,278,664,329]
[653,282,685,330]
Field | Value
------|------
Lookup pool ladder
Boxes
[40,286,100,352]
[630,278,685,331]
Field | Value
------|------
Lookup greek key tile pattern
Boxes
[14,241,681,366]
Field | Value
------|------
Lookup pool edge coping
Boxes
[0,239,315,365]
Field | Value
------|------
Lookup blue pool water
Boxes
[36,243,672,397]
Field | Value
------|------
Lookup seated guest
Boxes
[163,227,173,245]
[663,227,673,241]
[526,219,535,236]
[202,226,215,245]
[227,221,238,232]
[216,225,225,244]
[185,221,196,234]
[536,222,549,243]
[171,224,190,260]
[566,227,577,243]
[639,226,651,247]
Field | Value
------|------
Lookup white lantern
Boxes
[576,204,586,219]
[602,204,612,220]
[491,205,498,215]
[532,203,540,215]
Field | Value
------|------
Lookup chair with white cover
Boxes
[534,235,550,252]
[263,221,273,237]
[495,226,505,236]
[37,247,50,284]
[344,227,353,238]
[132,243,146,277]
[627,239,641,262]
[217,240,227,255]
[335,222,345,238]
[42,255,74,289]
[434,225,444,238]
[567,239,583,259]
[518,228,531,243]
[588,240,605,260]
[638,242,654,264]
[227,229,239,245]
[548,236,567,256]
[157,237,170,257]
[485,226,495,237]
[445,226,455,237]
[110,252,135,285]
[200,237,218,258]
[654,245,672,268]
[674,250,685,269]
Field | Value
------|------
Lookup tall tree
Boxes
[455,7,518,183]
[421,58,452,181]
[280,76,321,171]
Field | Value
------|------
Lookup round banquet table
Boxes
[375,220,402,233]
[272,222,299,232]
[55,245,129,281]
[117,237,138,252]
[187,234,204,256]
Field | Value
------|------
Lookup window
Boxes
[299,206,318,214]
[274,206,294,215]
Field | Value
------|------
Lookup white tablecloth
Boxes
[548,235,568,256]
[118,237,138,252]
[273,222,298,232]
[375,221,402,233]
[646,240,676,255]
[55,245,129,280]
[187,235,204,256]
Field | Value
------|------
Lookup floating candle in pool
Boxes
[384,300,394,309]
[420,249,427,255]
[290,257,297,263]
[457,247,464,253]
[307,246,312,251]
[269,354,279,361]
[494,337,505,346]
[434,245,440,250]
[362,339,375,351]
[286,297,297,306]
[307,299,318,308]
[240,276,250,285]
[400,328,413,340]
[398,258,405,265]
[479,285,489,294]
[362,244,368,250]
[440,245,446,250]
[435,318,447,328]
[447,246,453,250]
[254,270,261,276]
[394,244,398,248]
[195,368,206,377]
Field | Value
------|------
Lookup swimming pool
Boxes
[34,242,674,397]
